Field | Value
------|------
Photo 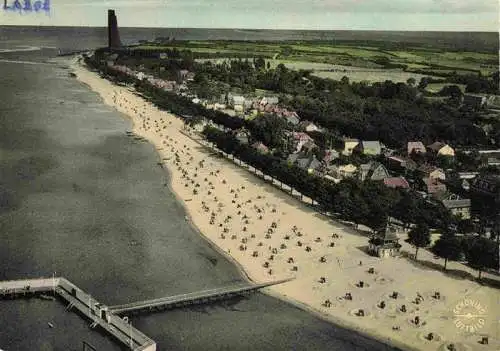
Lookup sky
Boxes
[1,0,498,31]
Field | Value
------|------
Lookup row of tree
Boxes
[87,55,454,231]
[202,125,453,232]
[409,223,498,279]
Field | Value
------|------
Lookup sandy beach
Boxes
[72,60,499,351]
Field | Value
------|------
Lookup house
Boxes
[430,168,446,181]
[484,157,500,167]
[298,121,321,133]
[325,164,340,177]
[323,149,340,164]
[338,164,358,178]
[284,113,300,126]
[297,155,322,174]
[422,177,447,195]
[386,156,418,173]
[300,140,317,153]
[383,177,410,189]
[178,69,194,82]
[458,171,479,180]
[368,224,401,258]
[214,103,226,110]
[418,164,446,180]
[342,138,360,156]
[442,199,471,219]
[235,130,249,145]
[287,152,302,165]
[230,95,245,109]
[291,132,314,152]
[243,100,253,110]
[478,150,500,167]
[106,53,118,66]
[463,94,488,110]
[358,162,390,181]
[469,175,500,219]
[252,142,269,154]
[427,142,455,157]
[135,71,146,81]
[260,96,279,105]
[469,174,500,200]
[287,152,322,174]
[407,141,426,155]
[461,179,470,191]
[324,174,341,184]
[353,141,382,155]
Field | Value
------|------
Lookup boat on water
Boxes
[48,322,54,328]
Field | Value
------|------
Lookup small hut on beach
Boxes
[368,224,401,258]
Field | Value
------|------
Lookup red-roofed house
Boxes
[292,132,314,152]
[252,142,269,154]
[384,177,410,189]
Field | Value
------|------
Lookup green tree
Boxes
[406,77,416,87]
[463,236,499,279]
[407,222,431,260]
[340,76,350,85]
[432,234,463,270]
[392,192,419,230]
[254,57,266,70]
[247,114,288,150]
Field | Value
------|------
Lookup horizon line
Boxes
[0,24,497,34]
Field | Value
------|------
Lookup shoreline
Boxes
[71,58,499,351]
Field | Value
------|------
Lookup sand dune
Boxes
[73,60,499,351]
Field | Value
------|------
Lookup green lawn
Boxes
[425,83,467,93]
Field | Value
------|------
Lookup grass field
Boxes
[425,83,467,94]
[313,70,431,84]
[135,40,497,82]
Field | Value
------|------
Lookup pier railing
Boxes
[0,276,293,350]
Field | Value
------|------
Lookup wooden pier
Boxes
[109,278,294,314]
[0,276,294,350]
[0,277,58,298]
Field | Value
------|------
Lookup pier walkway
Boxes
[109,278,294,314]
[0,277,58,296]
[0,276,293,350]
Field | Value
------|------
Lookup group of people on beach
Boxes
[99,79,497,351]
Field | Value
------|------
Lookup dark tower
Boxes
[108,9,122,48]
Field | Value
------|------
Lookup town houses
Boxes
[100,52,499,233]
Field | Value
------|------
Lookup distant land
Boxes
[0,26,498,53]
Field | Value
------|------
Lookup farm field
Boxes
[135,39,498,82]
[195,58,439,84]
[425,83,467,93]
[313,70,431,84]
